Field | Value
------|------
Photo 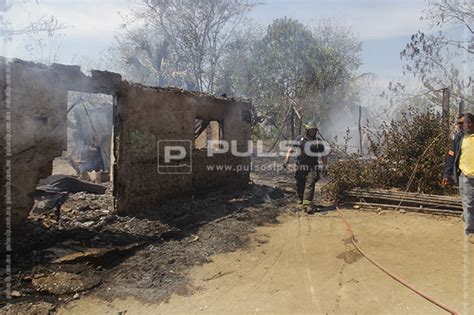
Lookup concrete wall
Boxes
[114,83,251,215]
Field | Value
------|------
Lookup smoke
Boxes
[321,104,374,154]
[66,91,113,172]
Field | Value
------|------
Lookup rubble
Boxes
[1,57,251,227]
[32,272,101,295]
[0,55,281,312]
[3,158,290,310]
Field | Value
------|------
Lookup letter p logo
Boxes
[158,140,192,174]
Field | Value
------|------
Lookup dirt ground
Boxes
[2,157,474,314]
[59,210,474,314]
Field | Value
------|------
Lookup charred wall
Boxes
[114,83,251,215]
[0,57,251,225]
[0,58,120,227]
[0,59,69,226]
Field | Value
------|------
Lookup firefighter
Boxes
[283,120,328,213]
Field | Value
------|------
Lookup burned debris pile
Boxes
[6,178,287,311]
[323,109,454,207]
[0,57,252,227]
[0,57,272,312]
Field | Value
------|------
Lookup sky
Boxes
[1,0,431,97]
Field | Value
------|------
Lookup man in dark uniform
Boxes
[283,121,328,213]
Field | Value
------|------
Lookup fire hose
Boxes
[336,207,459,315]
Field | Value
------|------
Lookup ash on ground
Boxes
[2,157,297,313]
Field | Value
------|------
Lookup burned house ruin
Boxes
[0,58,251,226]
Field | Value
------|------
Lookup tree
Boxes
[115,0,258,92]
[311,19,362,82]
[400,0,474,108]
[244,18,361,137]
[310,19,362,122]
[1,1,66,64]
[212,22,263,97]
[111,25,183,87]
[23,16,65,64]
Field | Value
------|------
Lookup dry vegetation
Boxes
[323,109,453,200]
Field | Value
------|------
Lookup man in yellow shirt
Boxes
[459,130,474,177]
[443,112,474,243]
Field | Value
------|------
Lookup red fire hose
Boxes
[336,207,459,315]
